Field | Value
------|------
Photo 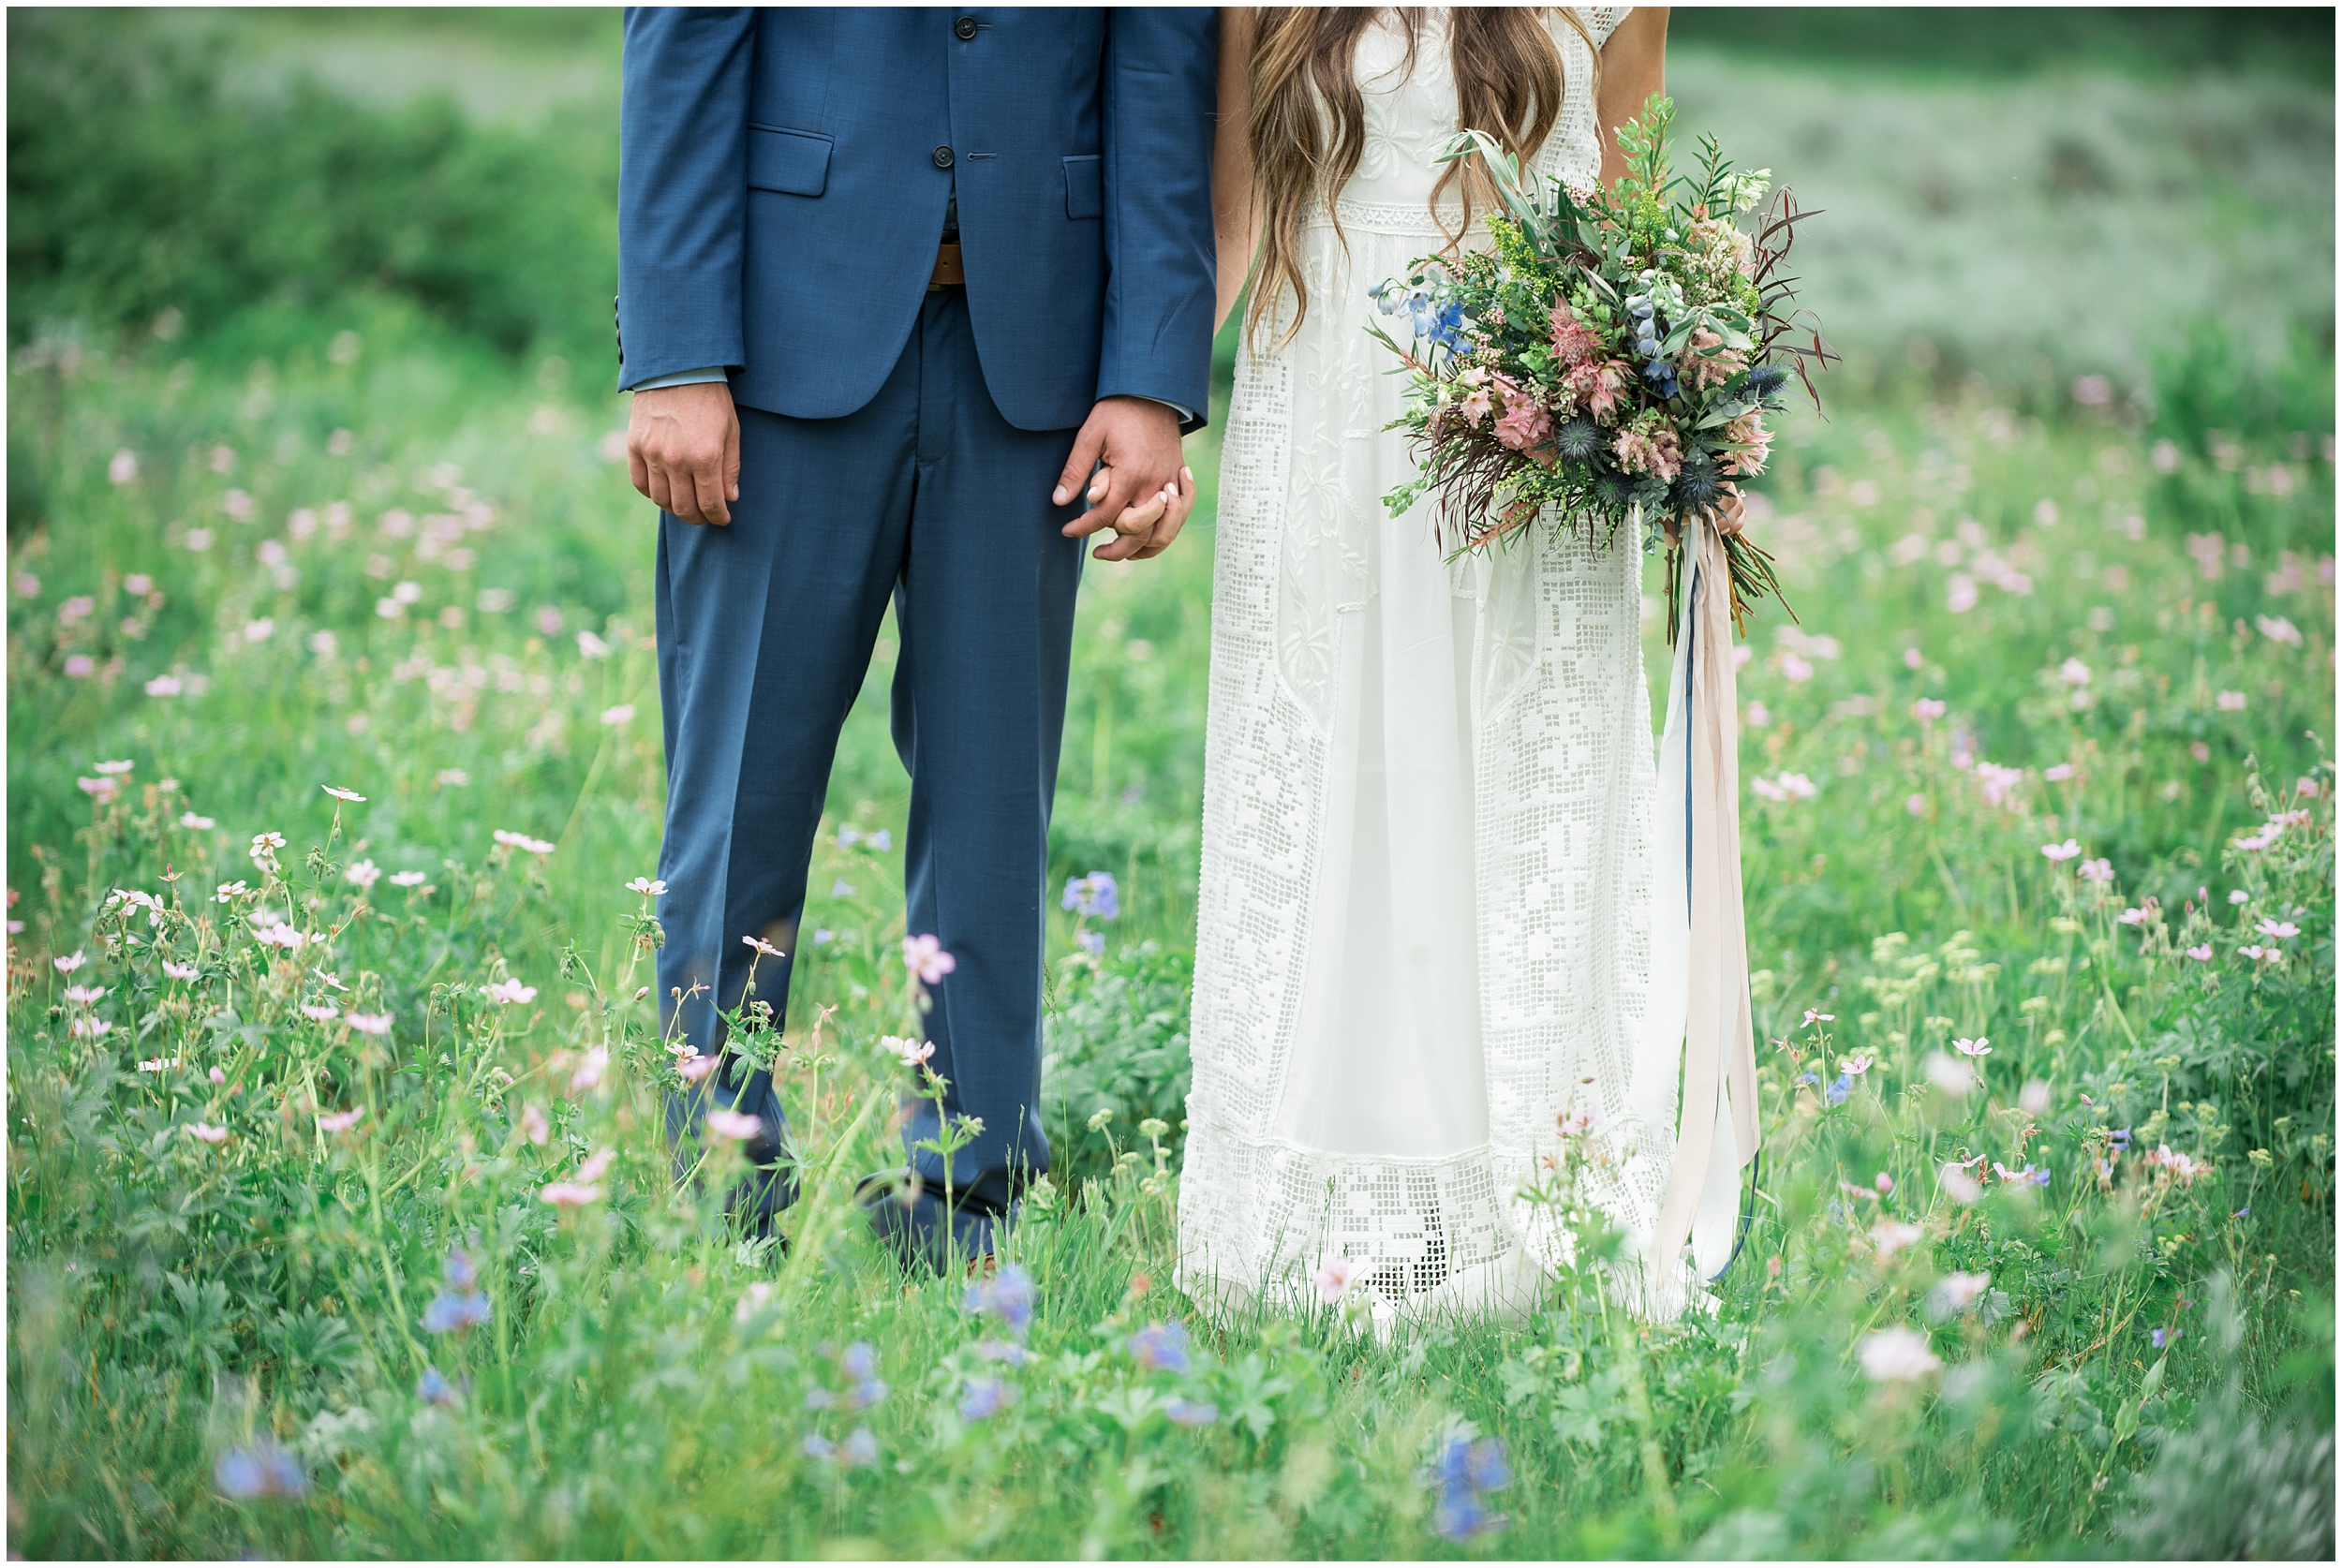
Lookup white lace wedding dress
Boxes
[1179,5,1730,1329]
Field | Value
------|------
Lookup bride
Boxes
[1178,5,1758,1329]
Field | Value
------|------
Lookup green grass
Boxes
[6,290,2333,1557]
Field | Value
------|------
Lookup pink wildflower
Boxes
[2040,839,2081,862]
[626,877,667,896]
[541,1181,603,1207]
[301,1004,340,1023]
[2079,859,2114,883]
[2185,944,2213,961]
[317,1107,366,1133]
[1858,1326,1941,1382]
[185,1122,230,1145]
[904,934,957,985]
[345,1013,393,1036]
[704,1109,762,1141]
[321,785,366,803]
[742,934,786,959]
[882,1035,938,1068]
[1312,1255,1358,1305]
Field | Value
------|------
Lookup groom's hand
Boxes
[1054,396,1187,561]
[629,382,741,525]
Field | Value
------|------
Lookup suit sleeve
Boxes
[616,7,756,391]
[1096,8,1220,434]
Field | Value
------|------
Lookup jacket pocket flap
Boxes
[1063,154,1103,220]
[749,126,832,198]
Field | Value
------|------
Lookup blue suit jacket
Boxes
[618,7,1218,434]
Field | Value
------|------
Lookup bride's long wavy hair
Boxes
[1245,7,1593,348]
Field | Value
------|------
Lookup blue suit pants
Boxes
[654,288,1081,1220]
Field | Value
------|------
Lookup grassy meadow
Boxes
[7,9,2335,1559]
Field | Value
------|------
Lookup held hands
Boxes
[1053,396,1194,562]
[628,381,741,525]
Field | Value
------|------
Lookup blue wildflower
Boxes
[1797,1071,1820,1088]
[868,829,892,852]
[974,1339,1031,1368]
[1550,416,1601,464]
[421,1288,491,1335]
[837,825,862,847]
[442,1245,477,1290]
[215,1440,307,1501]
[1062,871,1119,920]
[800,1431,836,1461]
[1825,1072,1853,1106]
[416,1367,459,1407]
[2151,1326,2183,1350]
[842,1427,882,1467]
[1164,1397,1219,1427]
[957,1377,1014,1422]
[1077,930,1105,956]
[2232,1206,2250,1219]
[1430,1436,1511,1541]
[2110,1128,2132,1150]
[839,1340,877,1381]
[964,1265,1035,1338]
[1126,1321,1192,1374]
[804,1386,836,1411]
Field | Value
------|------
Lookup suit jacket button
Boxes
[931,145,955,170]
[954,15,978,40]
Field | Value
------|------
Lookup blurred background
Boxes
[9,7,2333,390]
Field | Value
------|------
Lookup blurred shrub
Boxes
[1675,7,2334,83]
[7,10,615,363]
[1042,943,1193,1186]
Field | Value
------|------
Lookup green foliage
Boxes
[1043,944,1193,1187]
[7,12,617,364]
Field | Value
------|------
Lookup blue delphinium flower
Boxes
[215,1440,308,1501]
[1164,1397,1219,1427]
[958,1377,1014,1422]
[1125,1321,1192,1374]
[964,1265,1035,1338]
[1430,1436,1511,1541]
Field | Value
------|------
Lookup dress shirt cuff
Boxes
[628,366,730,392]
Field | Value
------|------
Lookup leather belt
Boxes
[927,242,965,290]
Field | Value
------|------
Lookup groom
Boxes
[616,8,1217,1267]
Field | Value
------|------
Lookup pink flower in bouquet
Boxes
[1683,328,1746,391]
[1548,301,1602,366]
[1612,418,1682,481]
[1492,394,1552,455]
[1565,359,1632,422]
[1723,411,1772,476]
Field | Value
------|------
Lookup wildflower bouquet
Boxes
[1368,96,1832,631]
